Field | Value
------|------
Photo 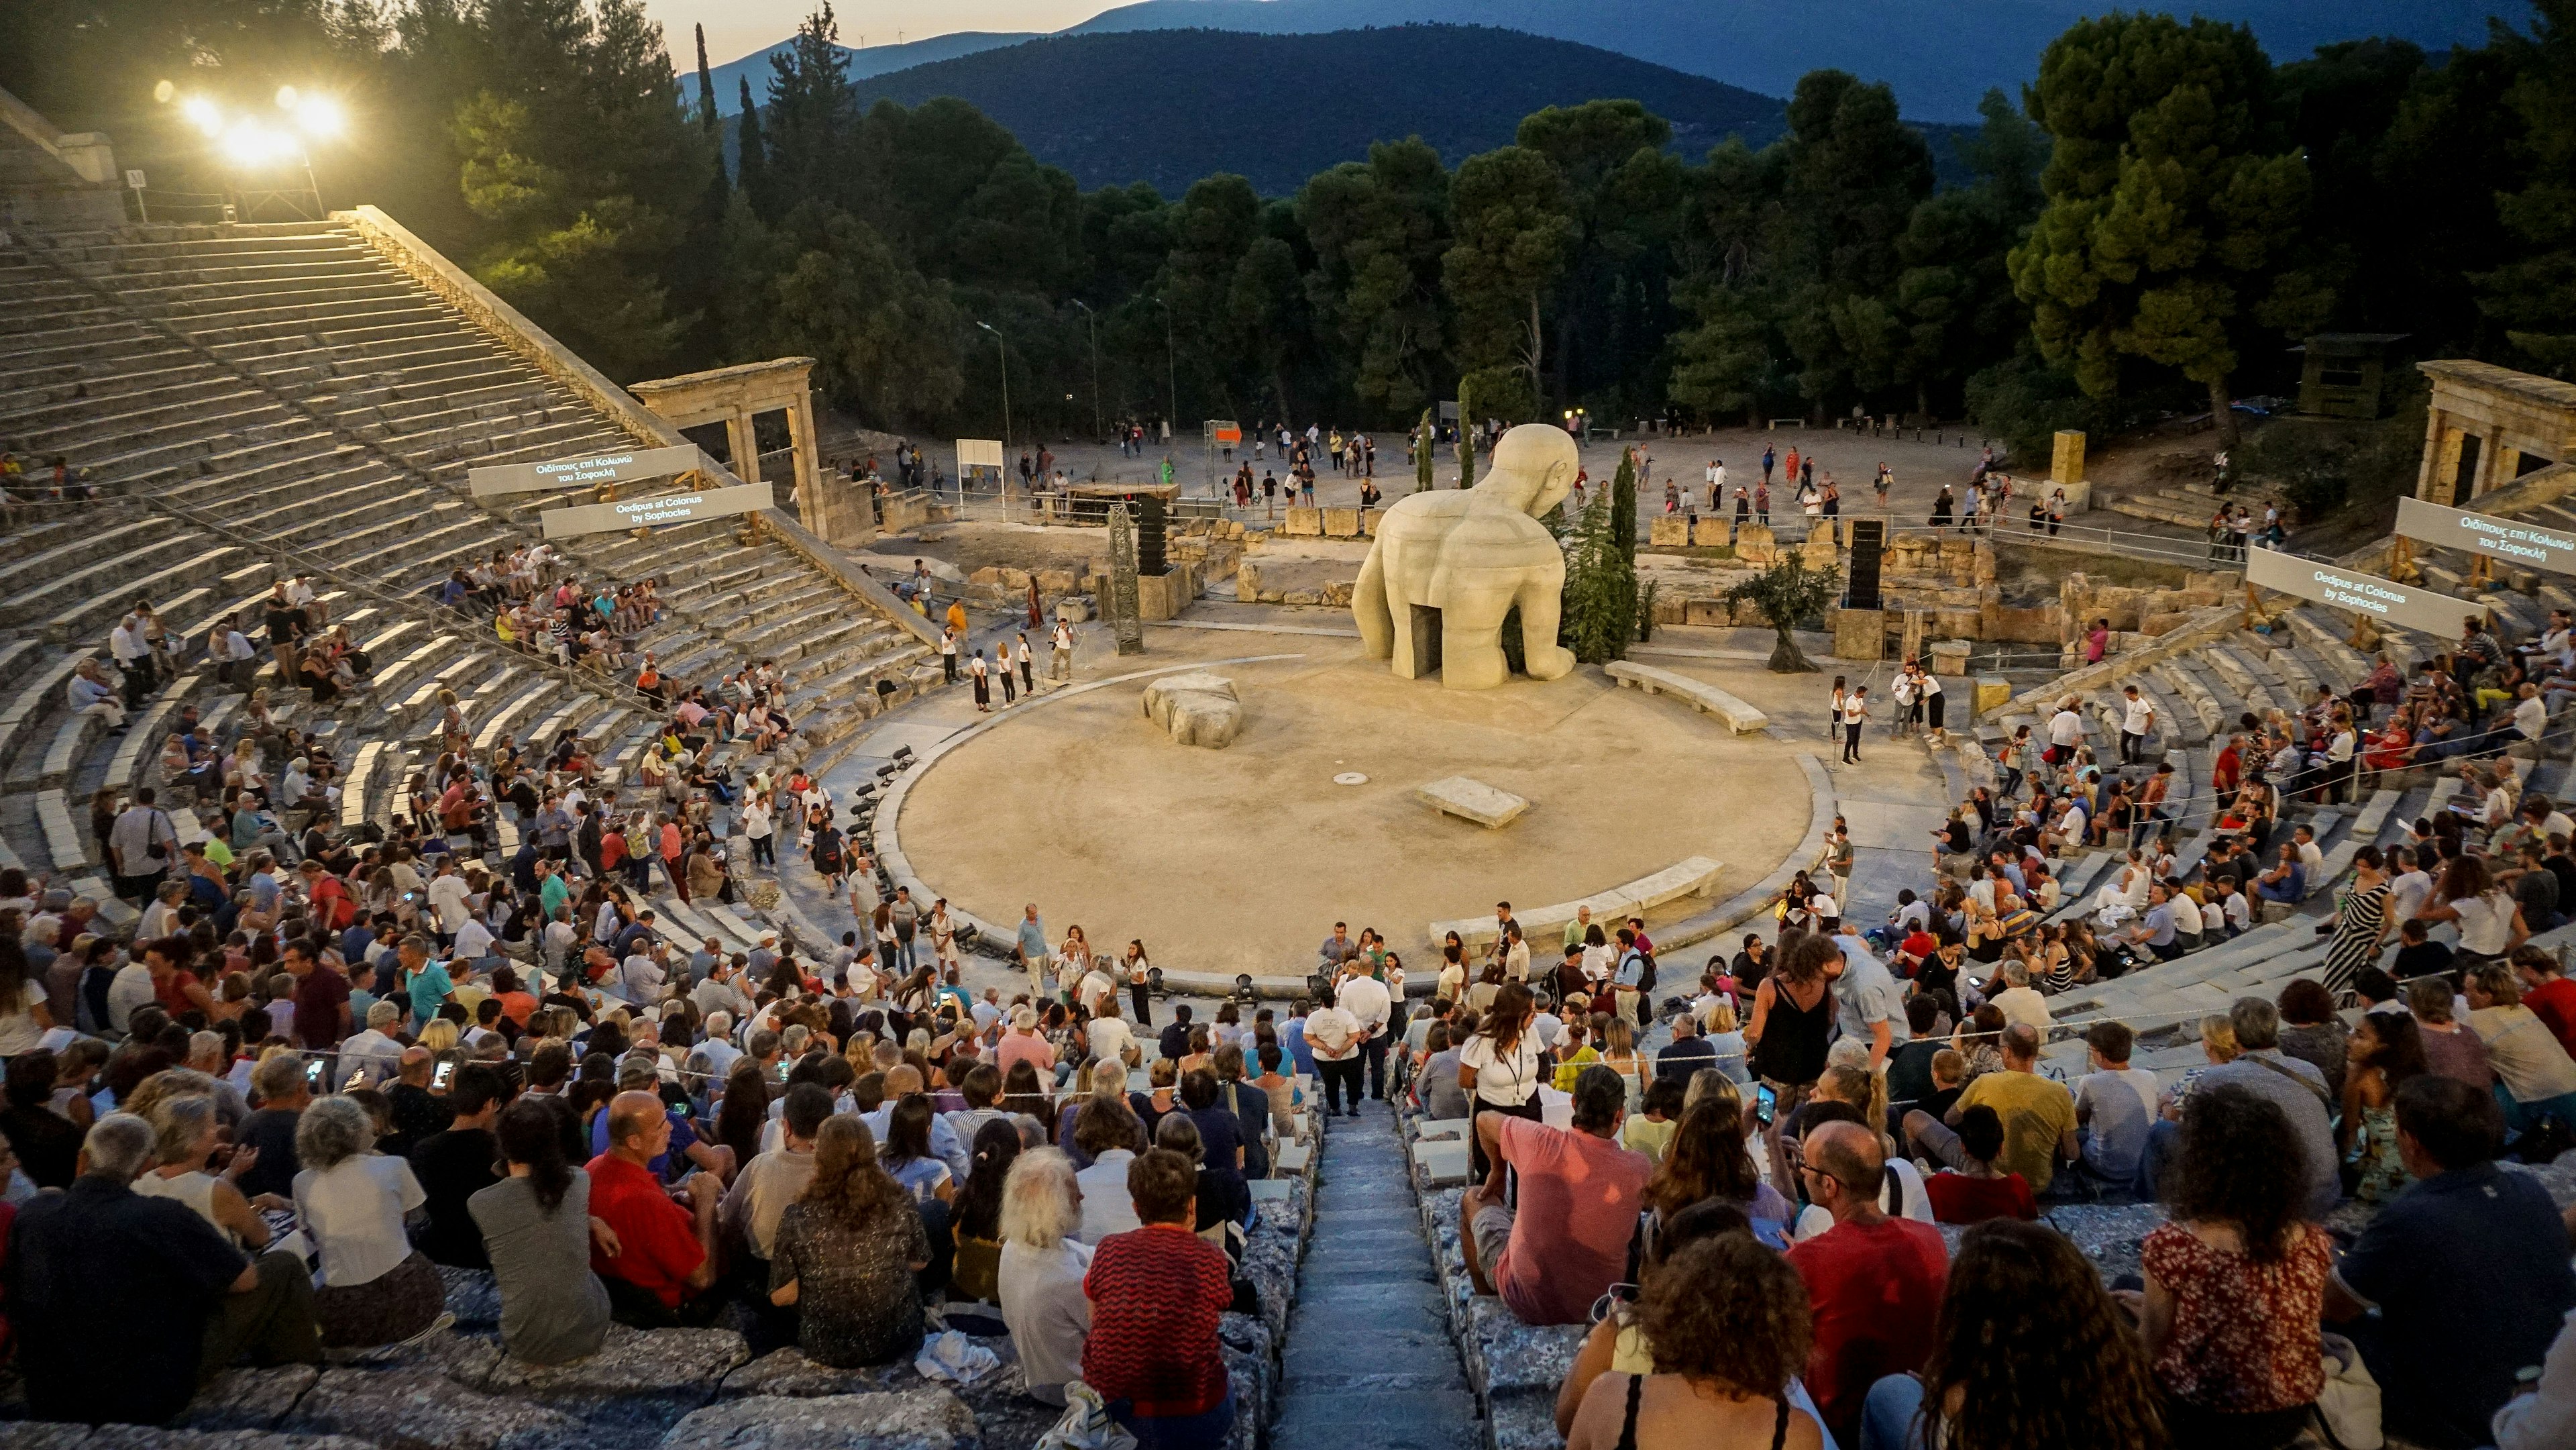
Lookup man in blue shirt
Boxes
[2328,1076,2576,1449]
[1282,999,1313,1078]
[1015,903,1049,1001]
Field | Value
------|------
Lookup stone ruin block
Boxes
[1322,507,1360,537]
[1281,507,1323,537]
[1648,515,1690,547]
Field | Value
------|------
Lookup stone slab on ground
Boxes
[281,1366,586,1450]
[1140,671,1244,748]
[1415,775,1530,829]
[178,1367,321,1433]
[658,1390,977,1450]
[1602,661,1770,733]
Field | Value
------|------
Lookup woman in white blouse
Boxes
[1456,982,1544,1181]
[294,1096,448,1348]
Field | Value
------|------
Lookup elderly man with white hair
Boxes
[339,1000,407,1088]
[997,1146,1092,1406]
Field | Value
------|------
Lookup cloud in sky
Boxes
[643,0,1110,67]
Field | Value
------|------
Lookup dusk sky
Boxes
[649,0,1100,68]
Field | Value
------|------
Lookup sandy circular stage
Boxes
[896,641,1823,984]
[890,635,1817,978]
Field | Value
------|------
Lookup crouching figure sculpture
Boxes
[1352,423,1578,689]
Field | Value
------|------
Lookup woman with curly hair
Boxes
[1644,1093,1792,1242]
[1564,1230,1824,1450]
[2135,1086,2329,1448]
[1858,1216,2165,1449]
[769,1115,931,1367]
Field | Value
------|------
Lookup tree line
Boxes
[7,0,2571,460]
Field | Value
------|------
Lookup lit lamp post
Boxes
[169,84,343,221]
[976,320,1010,506]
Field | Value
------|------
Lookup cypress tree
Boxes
[735,76,773,221]
[1457,378,1476,486]
[694,24,720,135]
[1611,448,1638,556]
[1414,407,1435,493]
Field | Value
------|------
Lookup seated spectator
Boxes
[1783,1120,1948,1444]
[2273,979,2347,1098]
[470,1096,612,1364]
[2339,1011,2424,1205]
[1921,1105,2036,1224]
[1903,1023,2077,1196]
[2138,1085,2329,1445]
[411,1062,509,1269]
[9,1113,319,1425]
[770,1115,932,1367]
[1619,1076,1683,1161]
[2465,962,2576,1133]
[4,1049,87,1190]
[2135,998,2339,1218]
[1460,1066,1652,1327]
[1563,1231,1825,1450]
[720,1082,833,1284]
[587,1089,723,1325]
[1858,1219,2166,1450]
[2412,974,2497,1090]
[1072,1094,1144,1243]
[998,1147,1091,1407]
[2072,1019,2158,1186]
[2327,1076,2576,1448]
[1082,1146,1237,1449]
[950,1118,1022,1302]
[2492,1307,2576,1450]
[1640,1090,1792,1247]
[135,1094,276,1249]
[294,1096,447,1348]
[2512,943,2576,1056]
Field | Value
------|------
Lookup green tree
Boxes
[1444,145,1577,419]
[2477,0,2576,368]
[1723,557,1841,673]
[1666,138,1782,425]
[1769,71,1935,416]
[723,199,965,423]
[2010,13,2333,448]
[734,76,774,220]
[1561,479,1637,666]
[1892,89,2047,417]
[1514,100,1686,412]
[763,5,860,213]
[1414,407,1436,493]
[1297,138,1452,420]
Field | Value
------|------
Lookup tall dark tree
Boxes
[1768,71,1935,416]
[1444,145,1576,419]
[1891,89,2047,416]
[1515,100,1686,414]
[765,5,859,212]
[735,76,775,221]
[2478,0,2576,370]
[1298,138,1452,419]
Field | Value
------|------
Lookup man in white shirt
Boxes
[2118,685,2155,766]
[1087,1008,1135,1068]
[2514,682,2547,742]
[2045,699,2084,764]
[2292,824,2324,876]
[1985,960,2051,1031]
[2387,846,2434,924]
[338,1000,406,1086]
[1304,997,1363,1117]
[1336,966,1395,1105]
[451,914,496,970]
[618,947,667,1002]
[425,860,472,949]
[695,1011,743,1078]
[108,613,154,709]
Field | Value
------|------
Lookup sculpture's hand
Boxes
[1524,643,1577,681]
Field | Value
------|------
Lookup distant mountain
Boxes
[702,31,1033,116]
[830,26,1829,198]
[1064,0,2524,121]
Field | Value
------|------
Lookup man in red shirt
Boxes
[1083,1148,1236,1448]
[1786,1121,1948,1443]
[586,1090,722,1325]
[283,938,349,1053]
[2513,947,2576,1057]
[1460,1066,1652,1326]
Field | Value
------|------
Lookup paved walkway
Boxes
[1271,1107,1480,1450]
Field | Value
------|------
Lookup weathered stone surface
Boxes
[1648,515,1690,547]
[1415,775,1529,829]
[1141,672,1244,749]
[467,1326,751,1444]
[281,1367,583,1450]
[1464,1298,1587,1395]
[0,1425,105,1450]
[1281,507,1323,537]
[437,1266,502,1332]
[718,1350,915,1401]
[180,1366,322,1433]
[658,1390,977,1450]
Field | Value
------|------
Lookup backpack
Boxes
[1633,949,1657,995]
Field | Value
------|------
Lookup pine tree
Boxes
[735,76,775,221]
[1457,376,1477,486]
[1561,483,1638,665]
[1610,448,1638,555]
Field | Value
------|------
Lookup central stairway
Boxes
[1272,1108,1480,1450]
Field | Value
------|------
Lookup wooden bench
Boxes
[1603,662,1768,733]
[1432,854,1725,952]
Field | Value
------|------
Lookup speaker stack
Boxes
[1846,517,1886,611]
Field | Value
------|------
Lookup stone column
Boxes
[2416,405,2451,501]
[788,387,821,507]
[726,411,760,484]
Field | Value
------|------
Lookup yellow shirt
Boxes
[1621,1115,1677,1163]
[1955,1068,2078,1193]
[1552,1045,1600,1092]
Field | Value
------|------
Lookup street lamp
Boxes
[975,320,1011,452]
[1150,295,1179,438]
[1069,299,1102,442]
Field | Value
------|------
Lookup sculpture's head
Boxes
[1479,424,1580,517]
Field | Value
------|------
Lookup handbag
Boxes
[2310,1331,2383,1450]
[1036,1382,1136,1450]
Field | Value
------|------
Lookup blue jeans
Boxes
[2498,1084,2576,1137]
[1110,1386,1236,1450]
[1859,1374,1928,1450]
[2133,1117,2182,1200]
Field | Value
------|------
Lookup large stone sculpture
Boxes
[1142,671,1244,747]
[1353,423,1578,688]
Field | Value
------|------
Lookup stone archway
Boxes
[628,358,859,539]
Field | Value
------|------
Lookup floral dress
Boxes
[2346,1101,2411,1204]
[770,1201,930,1367]
[2141,1221,2329,1414]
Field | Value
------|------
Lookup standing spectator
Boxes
[2328,1076,2576,1448]
[2136,1086,2330,1445]
[1304,993,1362,1119]
[1082,1147,1237,1449]
[1460,1067,1652,1327]
[8,1115,318,1424]
[769,1115,932,1367]
[998,1147,1093,1407]
[1783,1120,1948,1443]
[472,1096,612,1364]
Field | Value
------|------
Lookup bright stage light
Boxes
[292,95,343,137]
[221,122,294,166]
[182,97,224,136]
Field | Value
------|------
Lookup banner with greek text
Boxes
[2394,496,2576,575]
[539,482,773,539]
[2245,546,2488,637]
[468,444,702,497]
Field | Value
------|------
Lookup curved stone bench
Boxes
[1430,855,1723,953]
[1603,660,1768,733]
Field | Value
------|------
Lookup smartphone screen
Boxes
[1754,1084,1776,1126]
[305,1059,324,1089]
[432,1061,455,1090]
[775,1061,792,1084]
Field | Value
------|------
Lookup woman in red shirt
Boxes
[1082,1147,1236,1448]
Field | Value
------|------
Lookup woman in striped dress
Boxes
[2322,845,2392,1002]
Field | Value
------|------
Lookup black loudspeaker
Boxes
[1846,517,1886,611]
[1134,494,1168,575]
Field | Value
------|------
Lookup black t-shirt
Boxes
[1886,1039,1945,1115]
[383,1082,454,1158]
[2394,940,2455,981]
[234,1107,303,1200]
[0,1104,84,1190]
[411,1127,498,1269]
[1159,1022,1190,1061]
[11,1177,249,1425]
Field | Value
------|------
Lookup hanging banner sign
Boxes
[2394,495,2576,575]
[469,444,702,497]
[2245,546,2488,637]
[540,482,772,539]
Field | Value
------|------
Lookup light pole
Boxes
[975,320,1012,451]
[1069,299,1102,442]
[1151,295,1179,438]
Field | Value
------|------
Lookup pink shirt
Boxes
[1493,1117,1650,1326]
[996,1030,1056,1080]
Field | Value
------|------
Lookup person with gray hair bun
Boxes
[11,1112,321,1424]
[292,1095,450,1349]
[997,1146,1091,1406]
[133,1092,276,1249]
